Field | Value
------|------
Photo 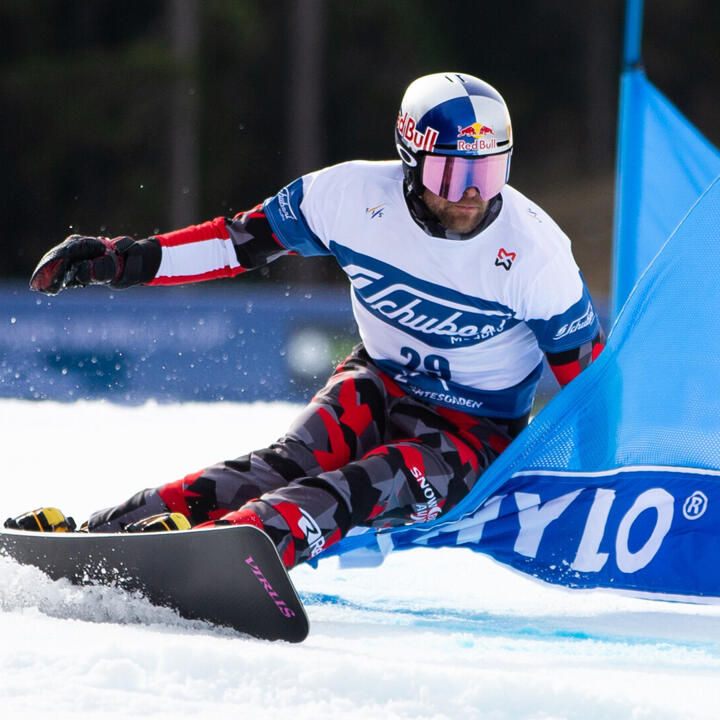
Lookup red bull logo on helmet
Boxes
[456,122,497,152]
[397,112,439,153]
[457,122,495,138]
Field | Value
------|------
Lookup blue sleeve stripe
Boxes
[263,178,330,257]
[527,285,600,352]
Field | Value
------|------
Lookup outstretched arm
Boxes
[30,205,291,295]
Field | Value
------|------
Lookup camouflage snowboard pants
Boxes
[88,346,526,568]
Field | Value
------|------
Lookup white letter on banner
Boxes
[514,490,582,558]
[456,494,505,546]
[571,488,616,572]
[615,488,674,573]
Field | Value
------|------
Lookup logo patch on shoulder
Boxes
[366,204,385,219]
[494,248,516,271]
[277,187,297,221]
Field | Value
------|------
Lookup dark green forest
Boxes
[2,1,718,296]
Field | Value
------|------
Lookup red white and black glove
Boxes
[29,234,155,295]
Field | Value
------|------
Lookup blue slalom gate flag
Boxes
[612,0,720,318]
[330,176,720,602]
[327,3,720,601]
[612,69,720,317]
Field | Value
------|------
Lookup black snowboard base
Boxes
[0,524,309,642]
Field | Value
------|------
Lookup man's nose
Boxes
[460,186,480,199]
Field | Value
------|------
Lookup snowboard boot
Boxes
[4,507,77,532]
[123,512,192,533]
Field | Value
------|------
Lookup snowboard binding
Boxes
[123,512,192,533]
[4,507,77,533]
[4,509,192,534]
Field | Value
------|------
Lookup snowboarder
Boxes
[12,72,605,569]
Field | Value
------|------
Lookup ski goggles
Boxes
[421,152,511,202]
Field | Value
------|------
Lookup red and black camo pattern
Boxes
[546,329,606,386]
[87,347,523,568]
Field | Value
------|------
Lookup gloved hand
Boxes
[29,234,134,295]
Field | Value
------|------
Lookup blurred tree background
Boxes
[1,0,718,299]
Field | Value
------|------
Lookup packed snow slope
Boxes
[1,399,720,719]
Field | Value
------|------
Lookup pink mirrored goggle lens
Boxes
[421,153,511,202]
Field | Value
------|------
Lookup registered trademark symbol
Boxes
[683,490,708,520]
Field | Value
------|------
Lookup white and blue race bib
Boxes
[265,160,599,417]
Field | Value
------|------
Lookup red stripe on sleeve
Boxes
[155,217,229,247]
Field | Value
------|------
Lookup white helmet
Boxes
[396,72,513,201]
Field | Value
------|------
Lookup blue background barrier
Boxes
[0,283,358,404]
[1,282,591,406]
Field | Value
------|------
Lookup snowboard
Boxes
[0,524,309,642]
